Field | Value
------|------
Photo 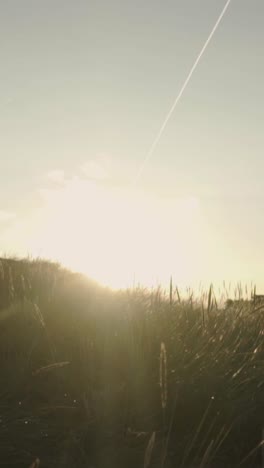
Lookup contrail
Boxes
[132,0,232,186]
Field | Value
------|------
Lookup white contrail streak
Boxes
[132,0,232,186]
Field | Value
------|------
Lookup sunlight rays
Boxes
[27,177,204,289]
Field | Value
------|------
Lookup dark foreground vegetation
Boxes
[0,257,263,468]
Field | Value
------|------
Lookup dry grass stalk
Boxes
[169,277,173,306]
[159,342,167,410]
[143,431,156,468]
[238,439,264,466]
[207,284,212,314]
[33,303,45,328]
[8,266,15,302]
[28,458,40,468]
[32,361,70,376]
[199,439,214,468]
[176,286,181,303]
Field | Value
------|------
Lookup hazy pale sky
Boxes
[0,0,264,291]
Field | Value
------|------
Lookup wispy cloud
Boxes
[0,210,16,222]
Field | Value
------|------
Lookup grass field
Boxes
[0,257,263,468]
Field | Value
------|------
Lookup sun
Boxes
[28,177,204,290]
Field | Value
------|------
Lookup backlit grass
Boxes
[0,257,263,468]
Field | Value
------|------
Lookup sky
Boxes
[0,0,264,293]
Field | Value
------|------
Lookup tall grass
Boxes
[0,257,263,467]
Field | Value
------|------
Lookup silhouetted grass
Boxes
[0,257,263,467]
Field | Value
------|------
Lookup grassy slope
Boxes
[0,257,263,468]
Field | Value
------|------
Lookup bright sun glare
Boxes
[26,177,207,290]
